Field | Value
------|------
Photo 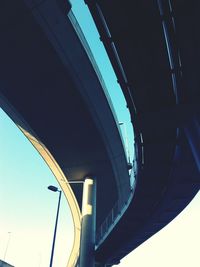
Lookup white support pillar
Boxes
[80,178,96,267]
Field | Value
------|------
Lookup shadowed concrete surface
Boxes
[0,0,200,266]
[86,0,200,265]
[0,1,131,265]
[0,0,131,228]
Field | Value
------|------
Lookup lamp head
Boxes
[48,185,59,192]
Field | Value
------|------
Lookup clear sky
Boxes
[0,0,199,267]
[0,109,74,267]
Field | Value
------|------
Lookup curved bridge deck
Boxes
[0,1,131,265]
[0,0,200,266]
[86,0,200,264]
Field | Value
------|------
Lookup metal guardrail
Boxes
[95,159,137,247]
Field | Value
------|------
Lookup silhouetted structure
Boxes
[0,0,199,266]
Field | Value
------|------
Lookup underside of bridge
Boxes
[0,0,200,266]
[85,0,200,265]
[0,1,131,266]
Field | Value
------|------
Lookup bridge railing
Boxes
[96,159,137,247]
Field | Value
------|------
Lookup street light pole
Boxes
[48,185,62,267]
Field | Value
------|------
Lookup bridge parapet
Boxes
[96,161,137,248]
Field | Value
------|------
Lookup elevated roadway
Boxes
[1,0,200,266]
[84,0,200,265]
[0,0,132,266]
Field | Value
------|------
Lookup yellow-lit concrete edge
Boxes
[18,126,81,267]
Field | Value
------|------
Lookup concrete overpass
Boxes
[0,0,132,266]
[84,0,200,264]
[0,0,200,267]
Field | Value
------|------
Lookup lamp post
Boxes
[48,185,62,267]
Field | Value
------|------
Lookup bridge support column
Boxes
[80,178,96,267]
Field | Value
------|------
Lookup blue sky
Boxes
[0,109,74,267]
[0,0,199,267]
